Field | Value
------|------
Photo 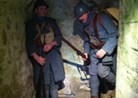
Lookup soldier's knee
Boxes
[97,69,109,78]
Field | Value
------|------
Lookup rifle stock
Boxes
[60,36,90,65]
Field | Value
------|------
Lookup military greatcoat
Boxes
[25,16,65,85]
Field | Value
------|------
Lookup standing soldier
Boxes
[74,1,118,98]
[25,0,65,98]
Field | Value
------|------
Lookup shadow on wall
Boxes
[72,19,85,40]
[63,59,89,81]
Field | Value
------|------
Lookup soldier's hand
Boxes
[32,53,45,65]
[96,49,106,58]
[34,56,45,66]
[43,41,57,52]
[36,56,46,66]
[82,53,88,61]
[43,44,53,52]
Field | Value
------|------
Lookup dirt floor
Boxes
[59,79,115,98]
[59,90,115,98]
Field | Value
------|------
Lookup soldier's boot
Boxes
[110,83,116,98]
[110,89,116,98]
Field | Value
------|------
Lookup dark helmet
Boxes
[33,0,49,11]
[74,1,90,18]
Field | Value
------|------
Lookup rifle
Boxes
[87,0,118,25]
[36,65,46,98]
[60,36,90,65]
[36,42,46,98]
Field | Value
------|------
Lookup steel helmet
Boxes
[74,1,90,18]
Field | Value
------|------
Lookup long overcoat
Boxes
[82,11,118,75]
[25,16,65,85]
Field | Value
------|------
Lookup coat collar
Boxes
[81,10,95,27]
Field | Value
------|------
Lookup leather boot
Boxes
[110,83,116,98]
[110,89,116,98]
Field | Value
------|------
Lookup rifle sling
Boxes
[92,13,103,43]
[34,21,45,40]
[88,13,97,30]
[85,13,99,45]
[48,20,55,33]
[97,13,103,27]
[87,13,103,44]
[85,29,98,45]
[85,13,106,49]
[97,13,109,33]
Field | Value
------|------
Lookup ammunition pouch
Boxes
[102,55,113,66]
[102,47,117,66]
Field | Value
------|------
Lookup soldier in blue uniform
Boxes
[25,0,65,98]
[74,2,118,98]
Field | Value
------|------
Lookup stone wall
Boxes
[116,0,138,98]
[0,1,34,98]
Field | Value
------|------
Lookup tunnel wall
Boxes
[116,0,138,98]
[0,1,35,98]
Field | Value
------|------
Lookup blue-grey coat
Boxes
[25,16,65,85]
[82,11,118,75]
[80,10,118,96]
[83,11,118,55]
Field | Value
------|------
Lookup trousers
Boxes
[34,65,59,98]
[89,53,116,96]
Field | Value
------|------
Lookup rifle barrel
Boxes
[60,36,90,65]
